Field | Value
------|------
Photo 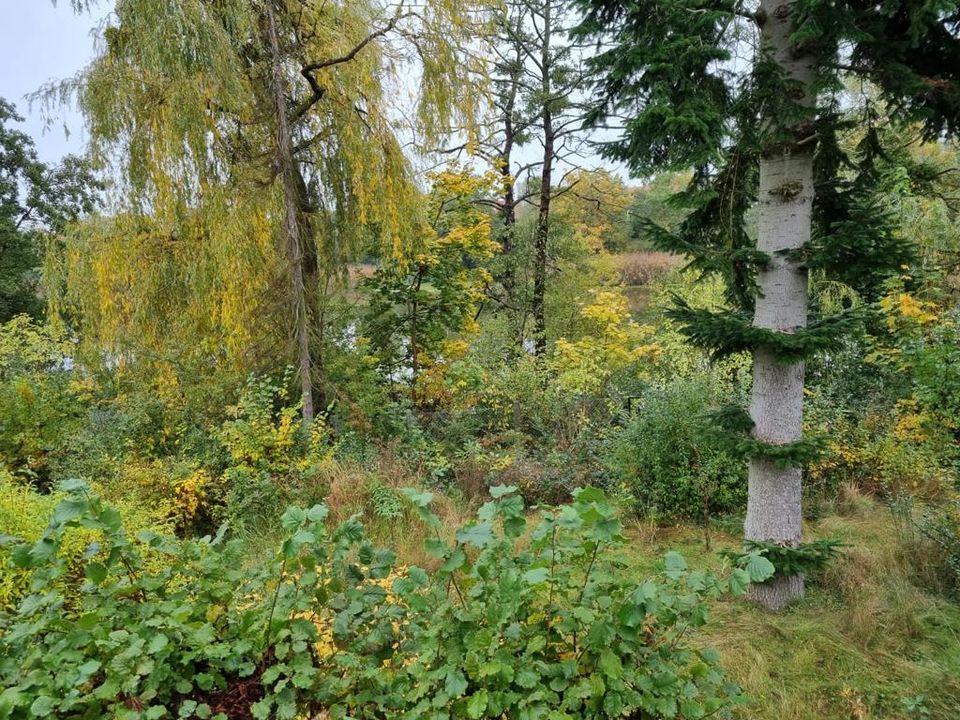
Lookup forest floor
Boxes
[245,481,960,719]
[620,494,960,720]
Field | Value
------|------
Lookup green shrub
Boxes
[805,406,952,501]
[218,373,336,533]
[911,497,960,599]
[0,316,88,487]
[383,485,759,719]
[0,472,166,612]
[0,484,767,719]
[606,376,745,522]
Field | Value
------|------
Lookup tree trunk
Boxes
[745,0,816,610]
[500,108,517,298]
[264,0,315,424]
[410,266,423,404]
[531,0,553,357]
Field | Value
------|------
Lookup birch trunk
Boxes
[264,0,315,424]
[746,0,816,610]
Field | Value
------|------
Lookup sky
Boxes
[0,0,110,163]
[0,1,625,181]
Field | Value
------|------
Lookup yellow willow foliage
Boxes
[46,186,279,374]
[47,0,489,372]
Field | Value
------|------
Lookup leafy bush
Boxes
[910,497,960,599]
[805,409,951,501]
[0,472,166,612]
[0,484,768,719]
[0,316,87,487]
[218,373,336,532]
[606,376,746,522]
[386,485,760,719]
[549,288,660,397]
[890,494,960,599]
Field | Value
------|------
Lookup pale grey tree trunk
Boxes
[745,0,816,610]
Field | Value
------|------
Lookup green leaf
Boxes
[77,659,101,679]
[503,515,527,539]
[745,553,776,583]
[0,687,23,717]
[53,499,87,525]
[9,543,33,569]
[29,696,54,717]
[489,485,518,499]
[523,567,549,585]
[147,634,169,654]
[145,705,167,719]
[599,649,623,679]
[663,551,687,579]
[426,537,449,557]
[402,488,441,528]
[516,667,540,689]
[21,538,57,567]
[526,636,546,654]
[306,504,329,522]
[251,698,272,720]
[593,517,621,541]
[441,548,467,573]
[57,478,88,493]
[728,568,750,596]
[407,566,429,586]
[84,562,108,584]
[457,521,494,548]
[467,689,488,719]
[445,670,468,697]
[572,486,607,504]
[280,507,306,531]
[100,507,122,532]
[401,488,434,507]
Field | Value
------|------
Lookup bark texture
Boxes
[265,0,315,424]
[746,0,816,610]
[531,0,553,357]
[499,78,518,300]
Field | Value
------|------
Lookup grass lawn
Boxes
[617,496,960,719]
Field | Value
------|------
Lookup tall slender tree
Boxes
[574,0,960,608]
[479,0,589,353]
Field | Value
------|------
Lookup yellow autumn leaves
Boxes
[879,291,939,329]
[550,289,661,395]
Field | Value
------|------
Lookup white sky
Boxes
[0,0,111,163]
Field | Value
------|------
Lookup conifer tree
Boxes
[456,0,589,353]
[574,0,960,608]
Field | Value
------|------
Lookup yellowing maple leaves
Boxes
[550,289,660,395]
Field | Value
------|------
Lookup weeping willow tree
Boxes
[44,0,487,421]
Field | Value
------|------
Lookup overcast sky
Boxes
[0,0,110,163]
[0,1,625,182]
